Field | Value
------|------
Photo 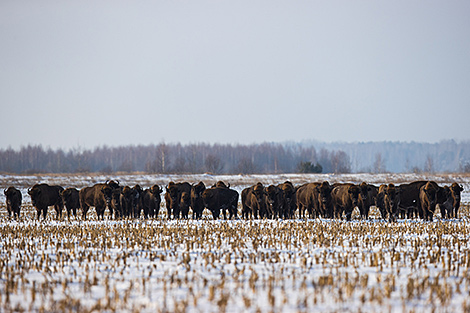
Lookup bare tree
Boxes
[373,153,386,173]
[331,150,351,174]
[424,155,434,173]
[205,154,223,174]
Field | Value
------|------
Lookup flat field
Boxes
[1,173,470,312]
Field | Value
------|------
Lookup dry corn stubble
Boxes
[1,173,470,312]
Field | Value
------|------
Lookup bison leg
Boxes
[82,206,89,220]
[211,208,220,219]
[344,208,353,221]
[55,205,61,220]
[97,206,105,219]
[173,207,180,219]
[143,206,149,219]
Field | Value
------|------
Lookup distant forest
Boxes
[0,140,469,174]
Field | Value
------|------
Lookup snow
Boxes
[1,173,470,312]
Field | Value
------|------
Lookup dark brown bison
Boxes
[212,181,230,188]
[4,186,22,219]
[448,183,464,218]
[397,181,427,219]
[61,187,80,219]
[120,186,134,218]
[419,181,440,221]
[278,181,296,219]
[180,191,191,219]
[375,184,388,220]
[437,186,453,219]
[165,182,192,219]
[141,185,163,218]
[296,183,320,219]
[79,182,117,220]
[191,181,206,219]
[131,185,144,218]
[241,182,270,219]
[111,186,123,218]
[357,182,377,219]
[384,184,400,222]
[316,181,334,218]
[202,186,239,219]
[266,185,283,219]
[28,183,64,220]
[331,183,361,220]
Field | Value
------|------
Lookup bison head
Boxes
[181,191,190,205]
[167,183,179,203]
[317,181,332,205]
[150,185,163,196]
[213,181,229,188]
[423,182,438,205]
[193,181,206,193]
[265,185,279,205]
[359,182,371,201]
[28,186,41,206]
[450,183,463,202]
[101,185,114,205]
[253,182,266,202]
[347,185,360,207]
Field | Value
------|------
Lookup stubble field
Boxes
[1,173,470,312]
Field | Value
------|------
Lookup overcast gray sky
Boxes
[1,0,469,150]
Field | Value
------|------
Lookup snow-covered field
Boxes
[1,173,470,312]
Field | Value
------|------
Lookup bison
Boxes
[28,183,64,220]
[165,182,192,219]
[212,181,230,188]
[202,186,239,219]
[397,181,427,219]
[4,186,22,219]
[357,182,377,219]
[296,183,320,219]
[437,186,453,219]
[141,185,163,218]
[180,191,191,219]
[448,183,464,218]
[120,186,134,218]
[331,183,361,221]
[241,182,270,219]
[384,184,400,222]
[266,185,283,219]
[79,182,118,220]
[278,181,296,219]
[316,181,334,218]
[110,186,123,218]
[61,187,80,219]
[419,181,439,221]
[131,185,144,218]
[375,185,388,220]
[191,181,206,219]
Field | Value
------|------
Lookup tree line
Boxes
[2,140,469,174]
[0,143,352,174]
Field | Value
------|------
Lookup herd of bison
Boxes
[2,179,465,222]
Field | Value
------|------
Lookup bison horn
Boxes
[3,188,7,195]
